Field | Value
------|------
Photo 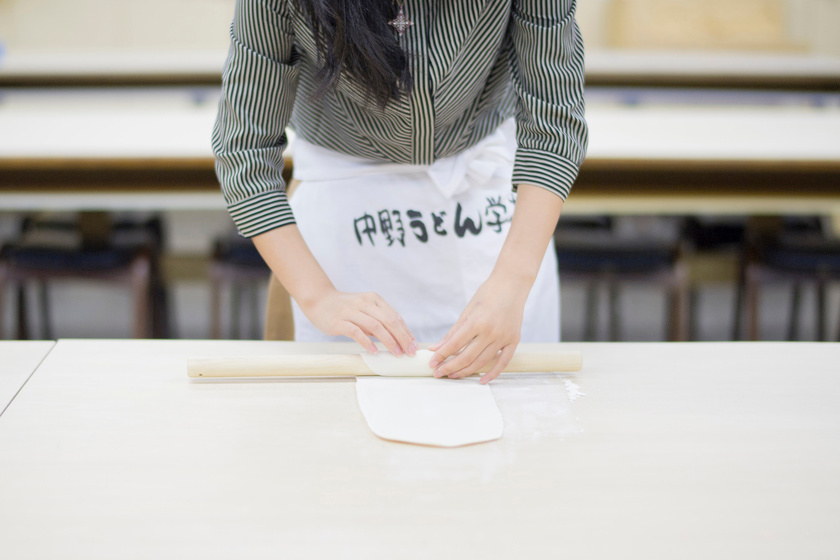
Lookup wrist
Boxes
[487,263,535,302]
[492,238,542,289]
[487,183,563,299]
[252,225,337,313]
[294,281,336,313]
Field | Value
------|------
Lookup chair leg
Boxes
[16,285,29,340]
[209,270,222,340]
[731,252,748,341]
[150,279,169,339]
[161,282,172,338]
[0,263,6,340]
[745,265,760,341]
[668,264,690,342]
[688,287,700,341]
[608,279,620,342]
[584,281,599,341]
[130,256,151,339]
[788,282,801,341]
[679,266,690,341]
[231,285,242,340]
[558,276,563,338]
[817,280,827,341]
[264,274,296,341]
[667,280,680,342]
[149,252,171,339]
[731,280,744,341]
[38,281,52,340]
[836,289,840,342]
[249,283,260,340]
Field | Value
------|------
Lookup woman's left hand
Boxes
[428,272,530,384]
[428,183,564,384]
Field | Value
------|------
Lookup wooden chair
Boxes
[743,221,840,341]
[0,213,164,339]
[554,216,689,341]
[208,234,271,339]
[681,216,748,340]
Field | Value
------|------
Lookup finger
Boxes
[429,309,471,353]
[368,295,417,356]
[354,312,403,357]
[364,308,414,357]
[427,331,449,352]
[480,345,515,384]
[429,315,467,354]
[430,332,471,374]
[435,338,483,378]
[432,335,479,378]
[339,321,378,354]
[449,344,502,379]
[429,319,470,369]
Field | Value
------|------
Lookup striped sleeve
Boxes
[509,0,589,200]
[211,0,300,237]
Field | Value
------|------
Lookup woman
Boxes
[212,0,588,383]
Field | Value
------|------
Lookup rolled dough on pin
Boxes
[360,349,437,376]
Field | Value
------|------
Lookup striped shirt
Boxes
[212,0,588,237]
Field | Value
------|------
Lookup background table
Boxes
[0,340,837,558]
[583,50,840,91]
[1,87,839,217]
[0,340,53,415]
[3,50,839,90]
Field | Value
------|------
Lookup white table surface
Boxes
[0,340,54,415]
[0,339,838,559]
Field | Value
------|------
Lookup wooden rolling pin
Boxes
[188,350,582,378]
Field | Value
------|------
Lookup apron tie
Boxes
[293,119,515,200]
[425,122,514,199]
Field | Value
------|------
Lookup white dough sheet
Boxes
[355,377,504,447]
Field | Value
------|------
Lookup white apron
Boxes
[289,119,560,344]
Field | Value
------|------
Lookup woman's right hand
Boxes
[252,225,416,356]
[300,288,417,357]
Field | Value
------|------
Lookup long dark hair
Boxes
[295,0,413,108]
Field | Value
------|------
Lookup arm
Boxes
[428,184,563,383]
[429,0,588,383]
[213,1,416,355]
[212,0,300,237]
[509,0,588,200]
[252,226,417,357]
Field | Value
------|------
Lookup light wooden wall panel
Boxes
[607,0,797,51]
[0,0,234,51]
[0,0,837,56]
